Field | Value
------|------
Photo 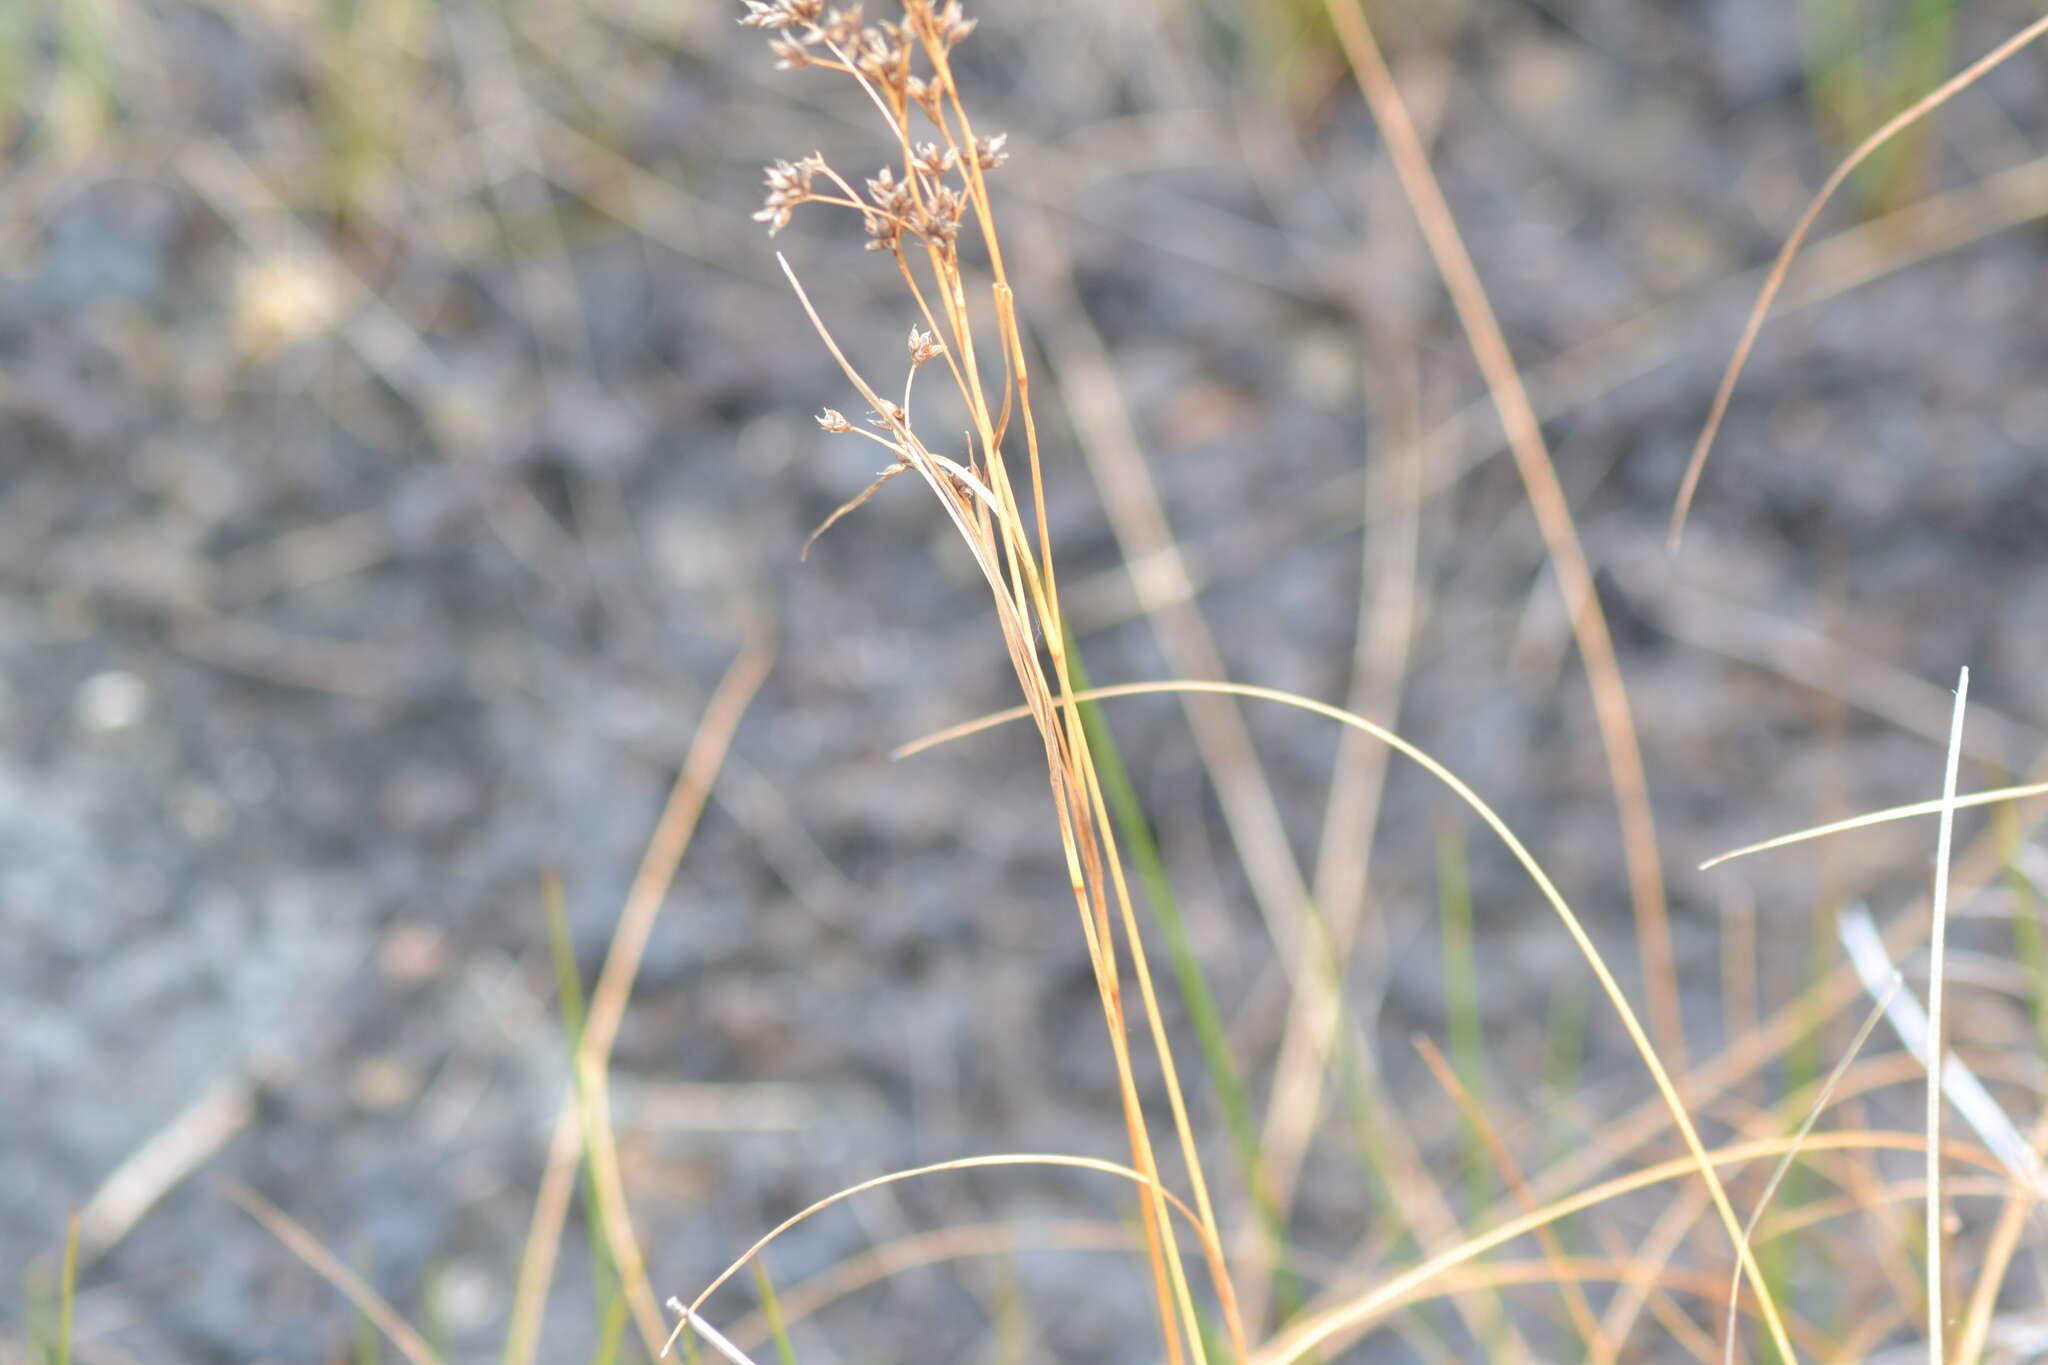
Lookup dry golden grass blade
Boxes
[1720,982,1897,1365]
[1035,233,1409,1356]
[78,1066,262,1259]
[1253,1129,2001,1365]
[723,1220,1135,1351]
[1312,1252,1835,1354]
[1346,1253,1779,1349]
[1535,738,2048,1216]
[221,1180,443,1365]
[802,462,912,559]
[1825,1104,1928,1331]
[1594,1184,1713,1365]
[1635,1270,1723,1365]
[1308,1026,1537,1361]
[1667,15,2048,550]
[1317,0,1683,1074]
[1246,350,1431,1335]
[1413,1036,1605,1357]
[1700,782,2048,871]
[779,226,1225,1365]
[502,638,775,1365]
[1925,667,1969,1365]
[1070,736,1247,1359]
[1950,1108,2048,1364]
[666,1151,1220,1354]
[1031,233,1318,975]
[1032,201,1453,1351]
[1754,1173,2012,1244]
[1063,134,2048,649]
[502,1103,584,1365]
[899,675,1792,1360]
[784,26,1245,1353]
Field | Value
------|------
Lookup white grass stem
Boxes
[665,1300,764,1365]
[1927,665,1969,1362]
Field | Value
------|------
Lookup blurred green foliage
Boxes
[1801,0,1957,214]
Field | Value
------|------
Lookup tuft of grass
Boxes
[187,3,2048,1360]
[734,6,1245,1360]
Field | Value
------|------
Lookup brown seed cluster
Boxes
[741,2,1002,259]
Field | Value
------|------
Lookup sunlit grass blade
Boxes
[671,1152,1219,1346]
[1699,781,2048,870]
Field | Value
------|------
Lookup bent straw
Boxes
[666,1152,1216,1356]
[1700,782,2048,870]
[1668,16,2048,550]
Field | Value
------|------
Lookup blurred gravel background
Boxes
[5,0,2048,1360]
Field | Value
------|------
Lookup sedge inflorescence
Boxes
[727,10,1240,1363]
[739,1,1015,558]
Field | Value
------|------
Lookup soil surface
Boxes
[6,1,2048,1361]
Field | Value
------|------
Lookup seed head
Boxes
[931,1,977,46]
[819,6,864,45]
[918,185,966,247]
[865,165,913,218]
[816,408,853,432]
[753,154,825,235]
[737,0,826,30]
[907,327,945,365]
[972,133,1009,170]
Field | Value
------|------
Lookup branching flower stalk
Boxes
[739,4,1243,1360]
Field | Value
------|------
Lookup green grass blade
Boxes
[56,1211,80,1365]
[751,1263,798,1365]
[1436,823,1488,1211]
[542,876,629,1332]
[587,1286,631,1365]
[1995,785,2048,1056]
[1061,630,1297,1283]
[352,1240,381,1365]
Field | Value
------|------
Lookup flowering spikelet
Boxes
[751,154,825,234]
